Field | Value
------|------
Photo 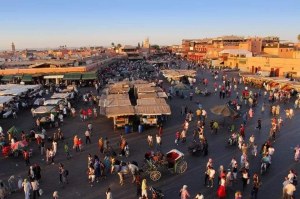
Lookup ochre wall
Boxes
[0,66,88,75]
[225,57,300,77]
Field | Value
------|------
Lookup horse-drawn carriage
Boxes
[142,149,187,181]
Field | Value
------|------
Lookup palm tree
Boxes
[111,42,115,47]
[117,44,122,49]
[298,34,300,42]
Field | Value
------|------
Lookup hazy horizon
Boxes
[1,0,299,51]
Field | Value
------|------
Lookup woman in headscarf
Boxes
[180,185,190,199]
[141,179,148,198]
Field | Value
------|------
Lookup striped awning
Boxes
[81,72,98,80]
[63,73,81,80]
[1,75,13,82]
[21,75,33,82]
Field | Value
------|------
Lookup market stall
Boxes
[161,69,197,82]
[135,98,171,126]
[105,105,135,128]
[32,106,56,116]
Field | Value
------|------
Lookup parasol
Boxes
[11,140,28,151]
[210,105,238,117]
[174,82,190,91]
[7,126,20,135]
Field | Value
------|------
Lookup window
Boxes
[292,67,294,70]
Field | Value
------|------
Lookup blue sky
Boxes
[0,0,299,50]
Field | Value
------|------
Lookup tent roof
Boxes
[100,94,129,100]
[135,105,171,115]
[137,98,167,105]
[137,86,163,93]
[99,98,132,107]
[157,92,168,98]
[161,69,197,78]
[138,93,158,99]
[108,87,130,94]
[105,105,135,118]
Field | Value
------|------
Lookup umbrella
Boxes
[11,140,28,151]
[7,126,20,135]
[210,105,238,117]
[174,82,190,91]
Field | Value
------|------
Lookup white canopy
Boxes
[0,88,28,96]
[0,84,41,97]
[44,99,63,105]
[33,106,56,114]
[33,98,45,106]
[0,96,15,106]
[51,93,70,99]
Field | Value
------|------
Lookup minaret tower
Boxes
[11,42,15,52]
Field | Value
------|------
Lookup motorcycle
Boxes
[149,186,164,199]
[227,133,238,146]
[124,145,130,157]
[188,142,203,156]
[260,161,270,175]
[260,162,267,175]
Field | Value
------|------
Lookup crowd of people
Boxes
[0,56,299,199]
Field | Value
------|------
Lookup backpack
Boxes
[293,176,298,186]
[64,170,69,176]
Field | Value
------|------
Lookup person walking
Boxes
[73,135,79,152]
[49,148,55,165]
[64,142,71,160]
[141,179,148,198]
[217,176,226,199]
[119,136,127,156]
[85,130,91,144]
[53,191,59,199]
[31,179,39,199]
[88,165,95,187]
[22,179,32,199]
[251,173,260,199]
[294,145,300,162]
[23,150,30,166]
[52,140,57,156]
[212,121,219,134]
[181,129,187,143]
[98,137,104,153]
[202,138,208,156]
[147,134,153,148]
[256,119,261,131]
[155,134,162,151]
[40,139,45,156]
[241,169,249,191]
[208,166,216,188]
[180,185,190,199]
[106,187,113,199]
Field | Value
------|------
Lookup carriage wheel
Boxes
[177,161,187,174]
[150,171,161,181]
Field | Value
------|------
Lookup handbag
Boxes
[247,178,250,184]
[39,189,43,196]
